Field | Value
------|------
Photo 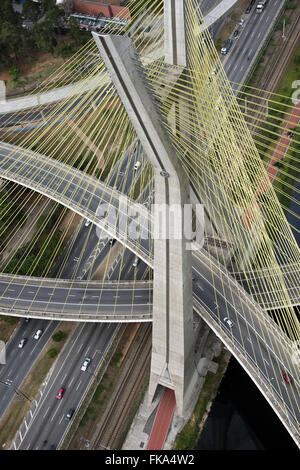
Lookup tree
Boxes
[8,65,20,81]
[69,16,84,46]
[22,0,42,22]
[32,21,56,52]
[52,330,66,342]
[47,348,58,358]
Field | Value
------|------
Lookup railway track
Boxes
[91,323,152,450]
[243,6,300,131]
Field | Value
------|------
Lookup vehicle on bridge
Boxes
[282,372,293,385]
[223,317,234,328]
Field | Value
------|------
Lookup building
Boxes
[67,1,130,34]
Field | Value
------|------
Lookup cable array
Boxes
[0,0,298,432]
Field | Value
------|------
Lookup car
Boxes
[109,238,116,245]
[18,338,26,349]
[233,30,239,37]
[34,329,43,340]
[84,219,91,227]
[282,372,293,385]
[245,6,252,14]
[288,131,295,138]
[221,38,233,55]
[56,387,65,399]
[132,256,139,268]
[25,317,30,323]
[81,357,91,372]
[223,317,234,328]
[134,161,141,171]
[65,409,75,420]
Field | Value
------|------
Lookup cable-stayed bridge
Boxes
[0,0,299,447]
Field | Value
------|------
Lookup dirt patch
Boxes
[0,317,20,343]
[115,323,140,367]
[215,0,250,46]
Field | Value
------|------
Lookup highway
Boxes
[13,249,300,448]
[0,318,59,420]
[1,0,299,449]
[0,141,153,266]
[13,321,119,450]
[222,0,286,88]
[0,140,148,426]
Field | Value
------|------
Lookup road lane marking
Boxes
[75,380,82,391]
[43,406,50,419]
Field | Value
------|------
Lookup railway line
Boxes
[243,5,300,131]
[90,323,152,450]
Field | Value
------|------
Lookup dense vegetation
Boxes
[0,0,89,74]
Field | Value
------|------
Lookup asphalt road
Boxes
[221,0,286,88]
[0,318,59,420]
[1,0,298,448]
[15,249,300,448]
[16,321,118,450]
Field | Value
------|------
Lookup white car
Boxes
[84,219,91,227]
[134,161,141,171]
[81,357,91,372]
[18,338,26,349]
[223,317,234,328]
[132,257,139,268]
[34,329,43,340]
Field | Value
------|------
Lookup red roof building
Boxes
[72,1,130,20]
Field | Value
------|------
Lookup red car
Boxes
[282,372,292,385]
[56,387,65,399]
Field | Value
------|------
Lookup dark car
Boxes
[282,372,293,385]
[65,409,74,420]
[288,131,295,139]
[233,30,239,37]
[56,387,65,399]
[245,6,252,13]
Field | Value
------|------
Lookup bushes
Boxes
[47,348,58,358]
[52,330,66,342]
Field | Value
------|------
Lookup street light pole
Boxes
[282,19,286,40]
[0,380,32,402]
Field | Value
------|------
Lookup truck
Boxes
[221,38,233,55]
[256,0,268,13]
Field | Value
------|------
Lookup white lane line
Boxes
[75,380,82,391]
[69,376,75,387]
[50,401,63,422]
[43,406,50,419]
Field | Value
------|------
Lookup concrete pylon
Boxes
[164,0,187,67]
[93,33,200,416]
